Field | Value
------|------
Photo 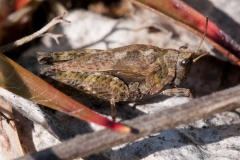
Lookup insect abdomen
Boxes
[51,71,142,102]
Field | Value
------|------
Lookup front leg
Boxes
[160,88,193,99]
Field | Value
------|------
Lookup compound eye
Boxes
[179,46,188,50]
[181,58,190,65]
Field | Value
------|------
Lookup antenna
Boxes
[193,17,209,62]
[193,52,207,62]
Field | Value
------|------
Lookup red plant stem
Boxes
[128,0,240,65]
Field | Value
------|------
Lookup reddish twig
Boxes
[127,0,240,65]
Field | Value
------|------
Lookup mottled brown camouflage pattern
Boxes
[38,44,194,121]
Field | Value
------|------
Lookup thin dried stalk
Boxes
[0,13,70,53]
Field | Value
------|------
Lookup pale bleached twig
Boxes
[0,87,59,139]
[16,84,240,160]
[0,12,70,53]
[40,33,66,45]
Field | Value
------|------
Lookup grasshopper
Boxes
[37,19,208,121]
